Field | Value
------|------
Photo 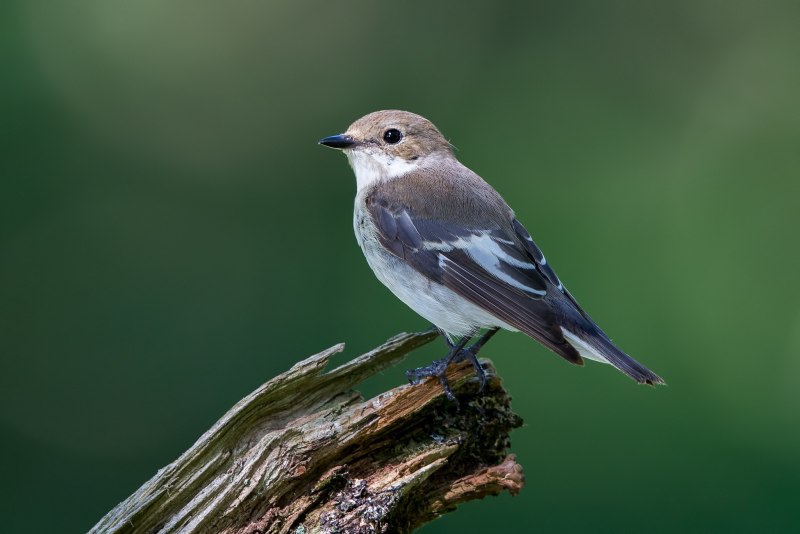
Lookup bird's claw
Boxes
[405,348,488,401]
[454,347,488,392]
[405,357,458,402]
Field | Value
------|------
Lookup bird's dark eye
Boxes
[383,128,403,144]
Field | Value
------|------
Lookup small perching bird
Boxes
[320,110,663,398]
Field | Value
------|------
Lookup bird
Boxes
[319,110,663,399]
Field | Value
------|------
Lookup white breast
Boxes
[353,195,515,338]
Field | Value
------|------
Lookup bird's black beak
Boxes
[318,134,357,150]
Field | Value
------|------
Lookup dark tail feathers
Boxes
[561,327,665,386]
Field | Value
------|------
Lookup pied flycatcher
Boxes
[320,110,663,398]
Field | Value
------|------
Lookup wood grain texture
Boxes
[91,331,524,534]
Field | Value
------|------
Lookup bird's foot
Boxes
[452,346,488,392]
[406,357,458,401]
[406,328,498,401]
[405,349,489,401]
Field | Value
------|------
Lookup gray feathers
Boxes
[326,109,663,385]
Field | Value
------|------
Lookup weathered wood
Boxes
[91,331,524,534]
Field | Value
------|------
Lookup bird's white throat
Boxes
[346,149,424,192]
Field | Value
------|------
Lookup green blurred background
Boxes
[2,1,799,532]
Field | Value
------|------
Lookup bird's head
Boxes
[319,110,453,190]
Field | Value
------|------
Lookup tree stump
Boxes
[90,331,524,533]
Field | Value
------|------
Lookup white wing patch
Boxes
[426,232,546,296]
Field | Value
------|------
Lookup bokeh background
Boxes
[2,1,799,532]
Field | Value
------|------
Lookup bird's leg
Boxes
[452,328,500,392]
[442,332,457,350]
[429,324,456,349]
[406,333,473,401]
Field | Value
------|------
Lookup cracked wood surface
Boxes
[91,331,524,534]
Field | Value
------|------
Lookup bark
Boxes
[91,331,524,534]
